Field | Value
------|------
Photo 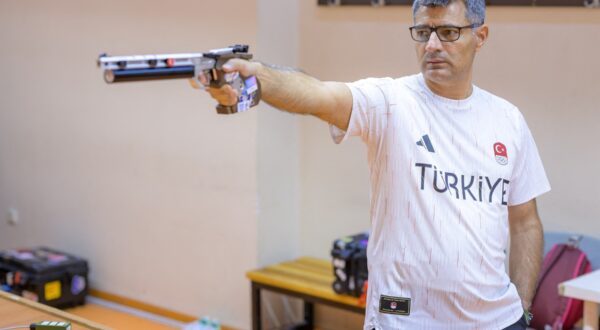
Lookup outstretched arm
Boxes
[198,59,353,131]
[508,198,544,311]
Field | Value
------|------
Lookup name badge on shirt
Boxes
[379,294,411,316]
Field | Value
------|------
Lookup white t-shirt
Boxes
[330,74,551,330]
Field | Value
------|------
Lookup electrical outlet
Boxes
[7,208,19,225]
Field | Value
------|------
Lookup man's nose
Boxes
[425,32,443,52]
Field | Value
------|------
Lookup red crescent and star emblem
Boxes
[494,142,508,165]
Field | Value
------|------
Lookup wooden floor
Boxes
[67,303,179,330]
[0,289,232,330]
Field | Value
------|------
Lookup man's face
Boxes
[413,1,483,85]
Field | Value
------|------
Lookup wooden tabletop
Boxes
[0,290,112,330]
[246,256,364,308]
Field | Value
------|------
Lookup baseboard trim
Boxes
[88,289,239,330]
[89,288,197,323]
[86,296,188,328]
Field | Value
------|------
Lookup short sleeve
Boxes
[330,77,394,144]
[508,114,551,205]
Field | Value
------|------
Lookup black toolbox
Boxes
[0,247,88,308]
[331,232,369,297]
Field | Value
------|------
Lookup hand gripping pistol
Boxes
[97,44,261,114]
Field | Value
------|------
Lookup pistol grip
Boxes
[213,73,261,115]
[215,104,238,114]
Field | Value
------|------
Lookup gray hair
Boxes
[412,0,485,25]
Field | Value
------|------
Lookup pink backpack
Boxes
[530,236,592,330]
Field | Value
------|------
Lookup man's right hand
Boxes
[191,59,262,107]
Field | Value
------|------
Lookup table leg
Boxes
[304,300,314,329]
[252,283,261,330]
[582,300,599,330]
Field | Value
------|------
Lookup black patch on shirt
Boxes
[379,294,411,315]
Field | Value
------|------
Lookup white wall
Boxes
[0,1,259,328]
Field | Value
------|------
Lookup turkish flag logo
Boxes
[494,142,508,165]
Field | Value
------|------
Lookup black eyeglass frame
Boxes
[408,22,484,42]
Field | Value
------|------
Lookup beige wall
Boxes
[256,0,304,327]
[257,0,301,268]
[1,1,599,329]
[0,0,259,328]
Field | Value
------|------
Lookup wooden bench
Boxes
[246,257,365,330]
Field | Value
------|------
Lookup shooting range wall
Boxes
[0,0,263,328]
[0,0,598,329]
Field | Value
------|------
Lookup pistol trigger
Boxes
[223,72,236,84]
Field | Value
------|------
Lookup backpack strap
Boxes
[552,315,563,330]
[534,244,568,295]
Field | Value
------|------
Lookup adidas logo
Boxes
[416,134,435,153]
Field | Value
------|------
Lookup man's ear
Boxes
[475,24,489,51]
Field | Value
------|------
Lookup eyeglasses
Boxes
[409,22,484,42]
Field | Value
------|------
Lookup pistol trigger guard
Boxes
[190,74,206,90]
[191,59,213,90]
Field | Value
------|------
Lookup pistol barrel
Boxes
[104,66,195,83]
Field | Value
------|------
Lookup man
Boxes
[199,0,550,328]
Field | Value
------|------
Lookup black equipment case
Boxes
[331,232,369,297]
[0,247,88,308]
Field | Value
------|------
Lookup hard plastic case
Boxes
[0,247,88,308]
